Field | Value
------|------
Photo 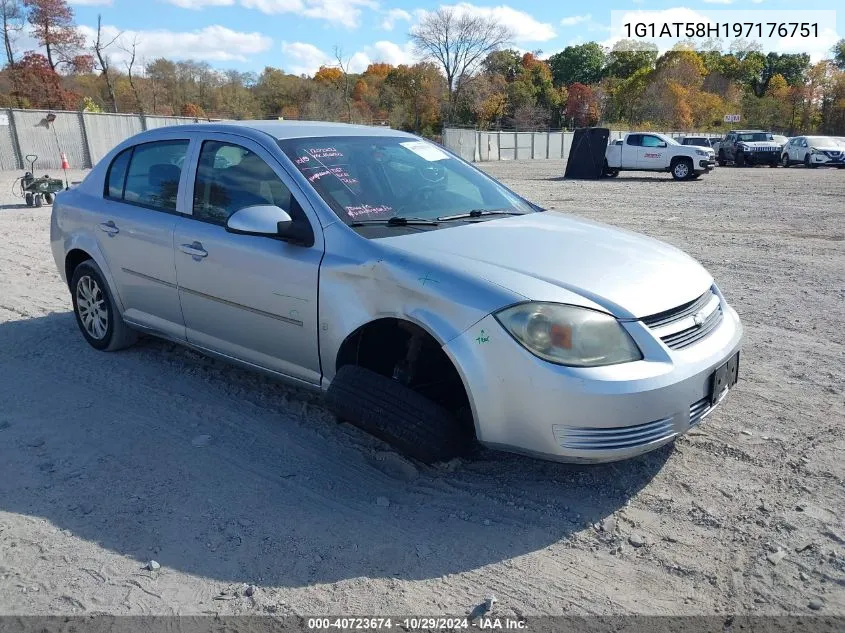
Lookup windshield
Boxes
[278,136,536,224]
[738,133,773,142]
[806,136,845,147]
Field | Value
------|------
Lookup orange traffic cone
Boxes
[60,152,69,169]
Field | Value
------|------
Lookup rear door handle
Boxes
[98,221,119,235]
[179,241,208,259]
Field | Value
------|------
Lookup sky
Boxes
[46,0,845,76]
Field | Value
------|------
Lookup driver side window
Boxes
[192,140,298,226]
[641,135,664,148]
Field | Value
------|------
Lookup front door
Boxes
[637,135,669,169]
[173,134,323,385]
[94,138,191,340]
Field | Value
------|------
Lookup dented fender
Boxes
[317,222,524,388]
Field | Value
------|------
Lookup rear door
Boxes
[94,137,192,340]
[173,133,324,385]
[621,134,641,167]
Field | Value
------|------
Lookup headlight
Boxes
[695,149,708,156]
[493,302,643,367]
[810,147,819,153]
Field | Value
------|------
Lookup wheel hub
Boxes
[76,275,108,339]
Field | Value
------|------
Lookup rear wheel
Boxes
[782,153,790,167]
[717,150,727,167]
[33,193,42,207]
[325,364,473,464]
[735,152,746,167]
[603,160,619,177]
[24,192,33,206]
[70,259,138,352]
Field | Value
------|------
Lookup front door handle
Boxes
[98,221,119,235]
[179,241,208,259]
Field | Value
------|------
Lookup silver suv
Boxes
[51,121,743,465]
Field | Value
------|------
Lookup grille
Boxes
[553,417,675,451]
[689,397,711,426]
[641,288,724,351]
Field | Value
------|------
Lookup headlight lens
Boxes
[493,302,643,367]
[695,149,708,156]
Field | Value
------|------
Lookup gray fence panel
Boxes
[84,113,144,165]
[144,116,196,129]
[498,131,515,160]
[478,131,499,161]
[548,133,562,159]
[562,132,573,159]
[532,133,548,159]
[515,133,532,160]
[13,109,87,170]
[0,111,19,170]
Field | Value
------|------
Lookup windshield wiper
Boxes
[436,209,527,222]
[348,216,439,227]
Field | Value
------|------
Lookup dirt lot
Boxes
[0,162,842,618]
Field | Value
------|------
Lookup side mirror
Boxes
[226,205,313,246]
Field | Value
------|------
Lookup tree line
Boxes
[1,1,844,136]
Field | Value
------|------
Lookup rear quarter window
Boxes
[105,147,132,199]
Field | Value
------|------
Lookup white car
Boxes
[605,132,716,180]
[781,135,845,168]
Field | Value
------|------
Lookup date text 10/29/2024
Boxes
[307,617,527,630]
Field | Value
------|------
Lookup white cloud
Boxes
[78,24,272,64]
[164,0,235,8]
[239,0,378,28]
[428,3,556,42]
[280,41,333,75]
[560,14,591,27]
[281,39,417,76]
[381,8,412,31]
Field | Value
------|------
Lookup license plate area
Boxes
[710,351,740,405]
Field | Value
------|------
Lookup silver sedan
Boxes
[50,121,743,464]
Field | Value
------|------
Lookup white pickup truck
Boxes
[604,132,716,180]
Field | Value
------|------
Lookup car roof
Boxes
[145,119,417,141]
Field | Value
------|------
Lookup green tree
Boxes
[605,40,657,79]
[547,42,606,86]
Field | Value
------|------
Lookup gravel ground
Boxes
[0,163,843,618]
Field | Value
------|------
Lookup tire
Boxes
[804,154,817,169]
[25,192,33,206]
[782,154,790,167]
[33,193,42,207]
[717,151,727,167]
[735,152,746,167]
[602,160,619,178]
[671,158,692,180]
[69,259,138,352]
[45,193,53,204]
[325,364,473,464]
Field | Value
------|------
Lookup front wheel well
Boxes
[335,318,474,433]
[65,249,93,288]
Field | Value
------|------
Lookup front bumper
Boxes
[698,159,716,170]
[811,153,845,165]
[444,299,743,464]
[746,151,779,164]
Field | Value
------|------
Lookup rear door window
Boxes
[120,140,189,212]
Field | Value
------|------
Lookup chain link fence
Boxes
[442,128,723,162]
[0,109,207,171]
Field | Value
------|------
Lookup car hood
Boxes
[377,210,713,319]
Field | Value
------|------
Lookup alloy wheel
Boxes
[76,275,109,340]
